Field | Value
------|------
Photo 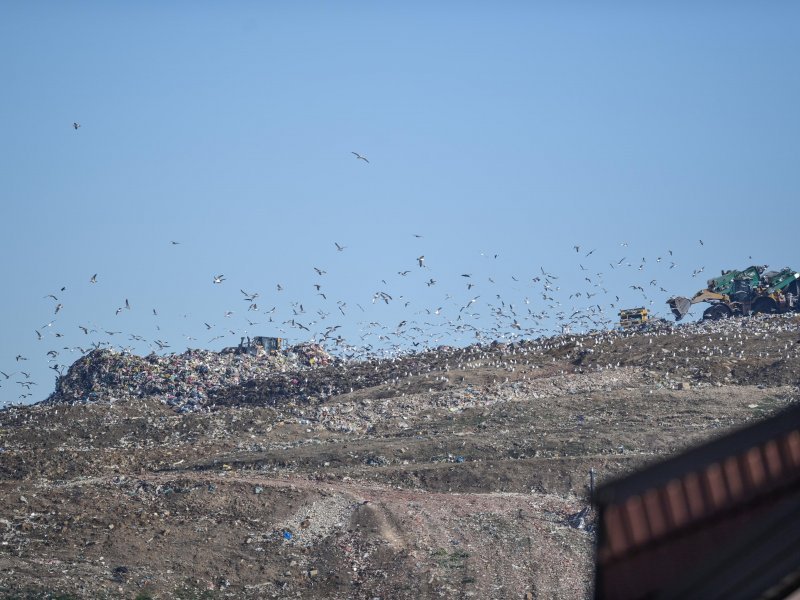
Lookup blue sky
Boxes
[2,2,799,405]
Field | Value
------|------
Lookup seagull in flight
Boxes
[213,274,225,284]
[351,152,369,163]
[73,122,80,130]
[90,273,97,283]
[334,242,346,251]
[417,255,425,267]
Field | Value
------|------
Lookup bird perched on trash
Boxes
[351,152,369,163]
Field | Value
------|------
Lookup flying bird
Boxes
[417,255,425,267]
[73,122,80,130]
[335,242,346,251]
[351,152,369,163]
[90,274,97,283]
[213,274,225,284]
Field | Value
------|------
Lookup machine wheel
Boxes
[703,304,731,320]
[751,297,778,315]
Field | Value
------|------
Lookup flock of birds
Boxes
[0,127,757,406]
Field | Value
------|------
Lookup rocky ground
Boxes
[1,314,799,599]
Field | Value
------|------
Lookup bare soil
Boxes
[1,314,799,599]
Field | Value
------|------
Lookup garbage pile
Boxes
[44,341,504,412]
[291,343,332,367]
[45,344,335,413]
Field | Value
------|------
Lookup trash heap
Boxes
[46,344,335,413]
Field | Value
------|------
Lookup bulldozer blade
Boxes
[667,296,692,321]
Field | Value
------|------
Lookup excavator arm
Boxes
[667,290,726,321]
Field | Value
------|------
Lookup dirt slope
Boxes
[1,314,799,599]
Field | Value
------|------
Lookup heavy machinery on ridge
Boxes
[618,307,649,330]
[667,265,800,321]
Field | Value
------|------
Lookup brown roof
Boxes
[594,402,800,600]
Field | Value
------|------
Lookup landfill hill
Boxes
[1,314,799,599]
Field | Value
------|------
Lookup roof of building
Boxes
[594,401,800,600]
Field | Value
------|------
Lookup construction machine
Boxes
[667,265,800,321]
[618,307,649,329]
[222,336,284,355]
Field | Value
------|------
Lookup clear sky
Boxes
[2,2,799,405]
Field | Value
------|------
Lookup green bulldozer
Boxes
[667,265,800,321]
